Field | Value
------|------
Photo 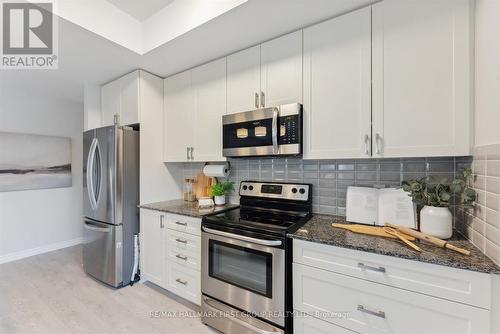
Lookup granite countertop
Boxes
[139,199,239,218]
[289,215,500,275]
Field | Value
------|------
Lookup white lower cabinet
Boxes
[294,314,357,334]
[139,209,166,287]
[293,240,492,334]
[140,209,201,305]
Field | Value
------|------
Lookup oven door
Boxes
[201,227,285,327]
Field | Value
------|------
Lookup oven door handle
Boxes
[271,107,279,155]
[202,227,282,246]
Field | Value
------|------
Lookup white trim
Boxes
[0,238,83,265]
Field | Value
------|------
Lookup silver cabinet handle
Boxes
[260,91,265,108]
[160,215,164,229]
[364,134,370,155]
[186,147,190,160]
[190,147,194,160]
[175,221,187,226]
[357,305,386,319]
[271,107,279,154]
[375,133,382,155]
[255,92,259,108]
[176,278,188,285]
[175,238,188,244]
[113,113,120,125]
[202,226,282,246]
[358,262,386,273]
[175,254,188,261]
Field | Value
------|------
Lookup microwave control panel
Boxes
[279,114,300,145]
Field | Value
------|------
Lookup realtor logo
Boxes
[1,0,58,69]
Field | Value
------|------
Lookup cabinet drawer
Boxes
[166,246,200,272]
[294,263,490,334]
[166,262,201,305]
[293,239,491,309]
[166,214,201,236]
[294,314,357,334]
[166,229,200,257]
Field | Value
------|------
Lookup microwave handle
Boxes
[202,227,282,246]
[271,107,279,154]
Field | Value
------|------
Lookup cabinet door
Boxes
[120,71,140,126]
[303,8,372,160]
[294,315,356,334]
[101,79,121,127]
[140,209,165,287]
[227,45,261,113]
[261,30,303,107]
[164,70,195,162]
[294,263,490,334]
[372,0,471,158]
[192,58,227,162]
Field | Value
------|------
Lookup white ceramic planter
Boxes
[214,195,226,206]
[419,206,453,239]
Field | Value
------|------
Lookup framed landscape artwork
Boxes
[0,132,72,192]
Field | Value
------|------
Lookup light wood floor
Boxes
[0,245,218,334]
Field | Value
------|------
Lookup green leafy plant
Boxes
[402,168,476,209]
[210,181,235,197]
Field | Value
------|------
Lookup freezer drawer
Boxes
[83,218,123,287]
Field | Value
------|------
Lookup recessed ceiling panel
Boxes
[107,0,175,21]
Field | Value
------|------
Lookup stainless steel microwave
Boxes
[222,103,302,158]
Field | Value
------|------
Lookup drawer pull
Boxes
[175,238,188,244]
[175,254,188,261]
[358,262,386,273]
[175,221,187,226]
[176,278,188,285]
[357,305,386,319]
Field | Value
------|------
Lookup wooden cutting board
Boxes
[332,223,416,241]
[194,171,216,200]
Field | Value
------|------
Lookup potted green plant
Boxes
[402,168,476,239]
[210,181,235,205]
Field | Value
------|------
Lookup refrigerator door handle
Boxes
[84,221,111,233]
[87,138,98,210]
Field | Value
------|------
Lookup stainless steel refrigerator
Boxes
[83,125,139,287]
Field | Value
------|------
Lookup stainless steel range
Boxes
[201,181,312,334]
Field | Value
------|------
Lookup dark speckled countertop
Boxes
[139,199,239,218]
[289,215,500,275]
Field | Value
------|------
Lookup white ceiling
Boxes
[106,0,175,21]
[0,0,374,105]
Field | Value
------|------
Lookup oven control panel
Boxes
[239,181,310,201]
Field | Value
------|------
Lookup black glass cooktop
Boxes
[203,206,310,236]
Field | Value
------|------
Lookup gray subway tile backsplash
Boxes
[182,156,467,216]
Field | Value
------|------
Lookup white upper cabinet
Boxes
[227,31,303,113]
[227,45,261,113]
[120,71,140,126]
[303,7,372,160]
[192,58,227,162]
[261,30,303,107]
[372,0,472,158]
[101,78,121,127]
[100,70,160,128]
[164,70,195,162]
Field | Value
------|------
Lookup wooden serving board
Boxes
[332,223,416,241]
[194,171,216,200]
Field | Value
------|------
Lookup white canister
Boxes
[419,206,453,239]
[214,195,226,206]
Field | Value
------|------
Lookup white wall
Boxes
[0,89,83,263]
[475,0,500,146]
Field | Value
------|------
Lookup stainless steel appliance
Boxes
[222,103,302,158]
[82,125,139,288]
[201,181,312,334]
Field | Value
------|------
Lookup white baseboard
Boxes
[0,237,83,265]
